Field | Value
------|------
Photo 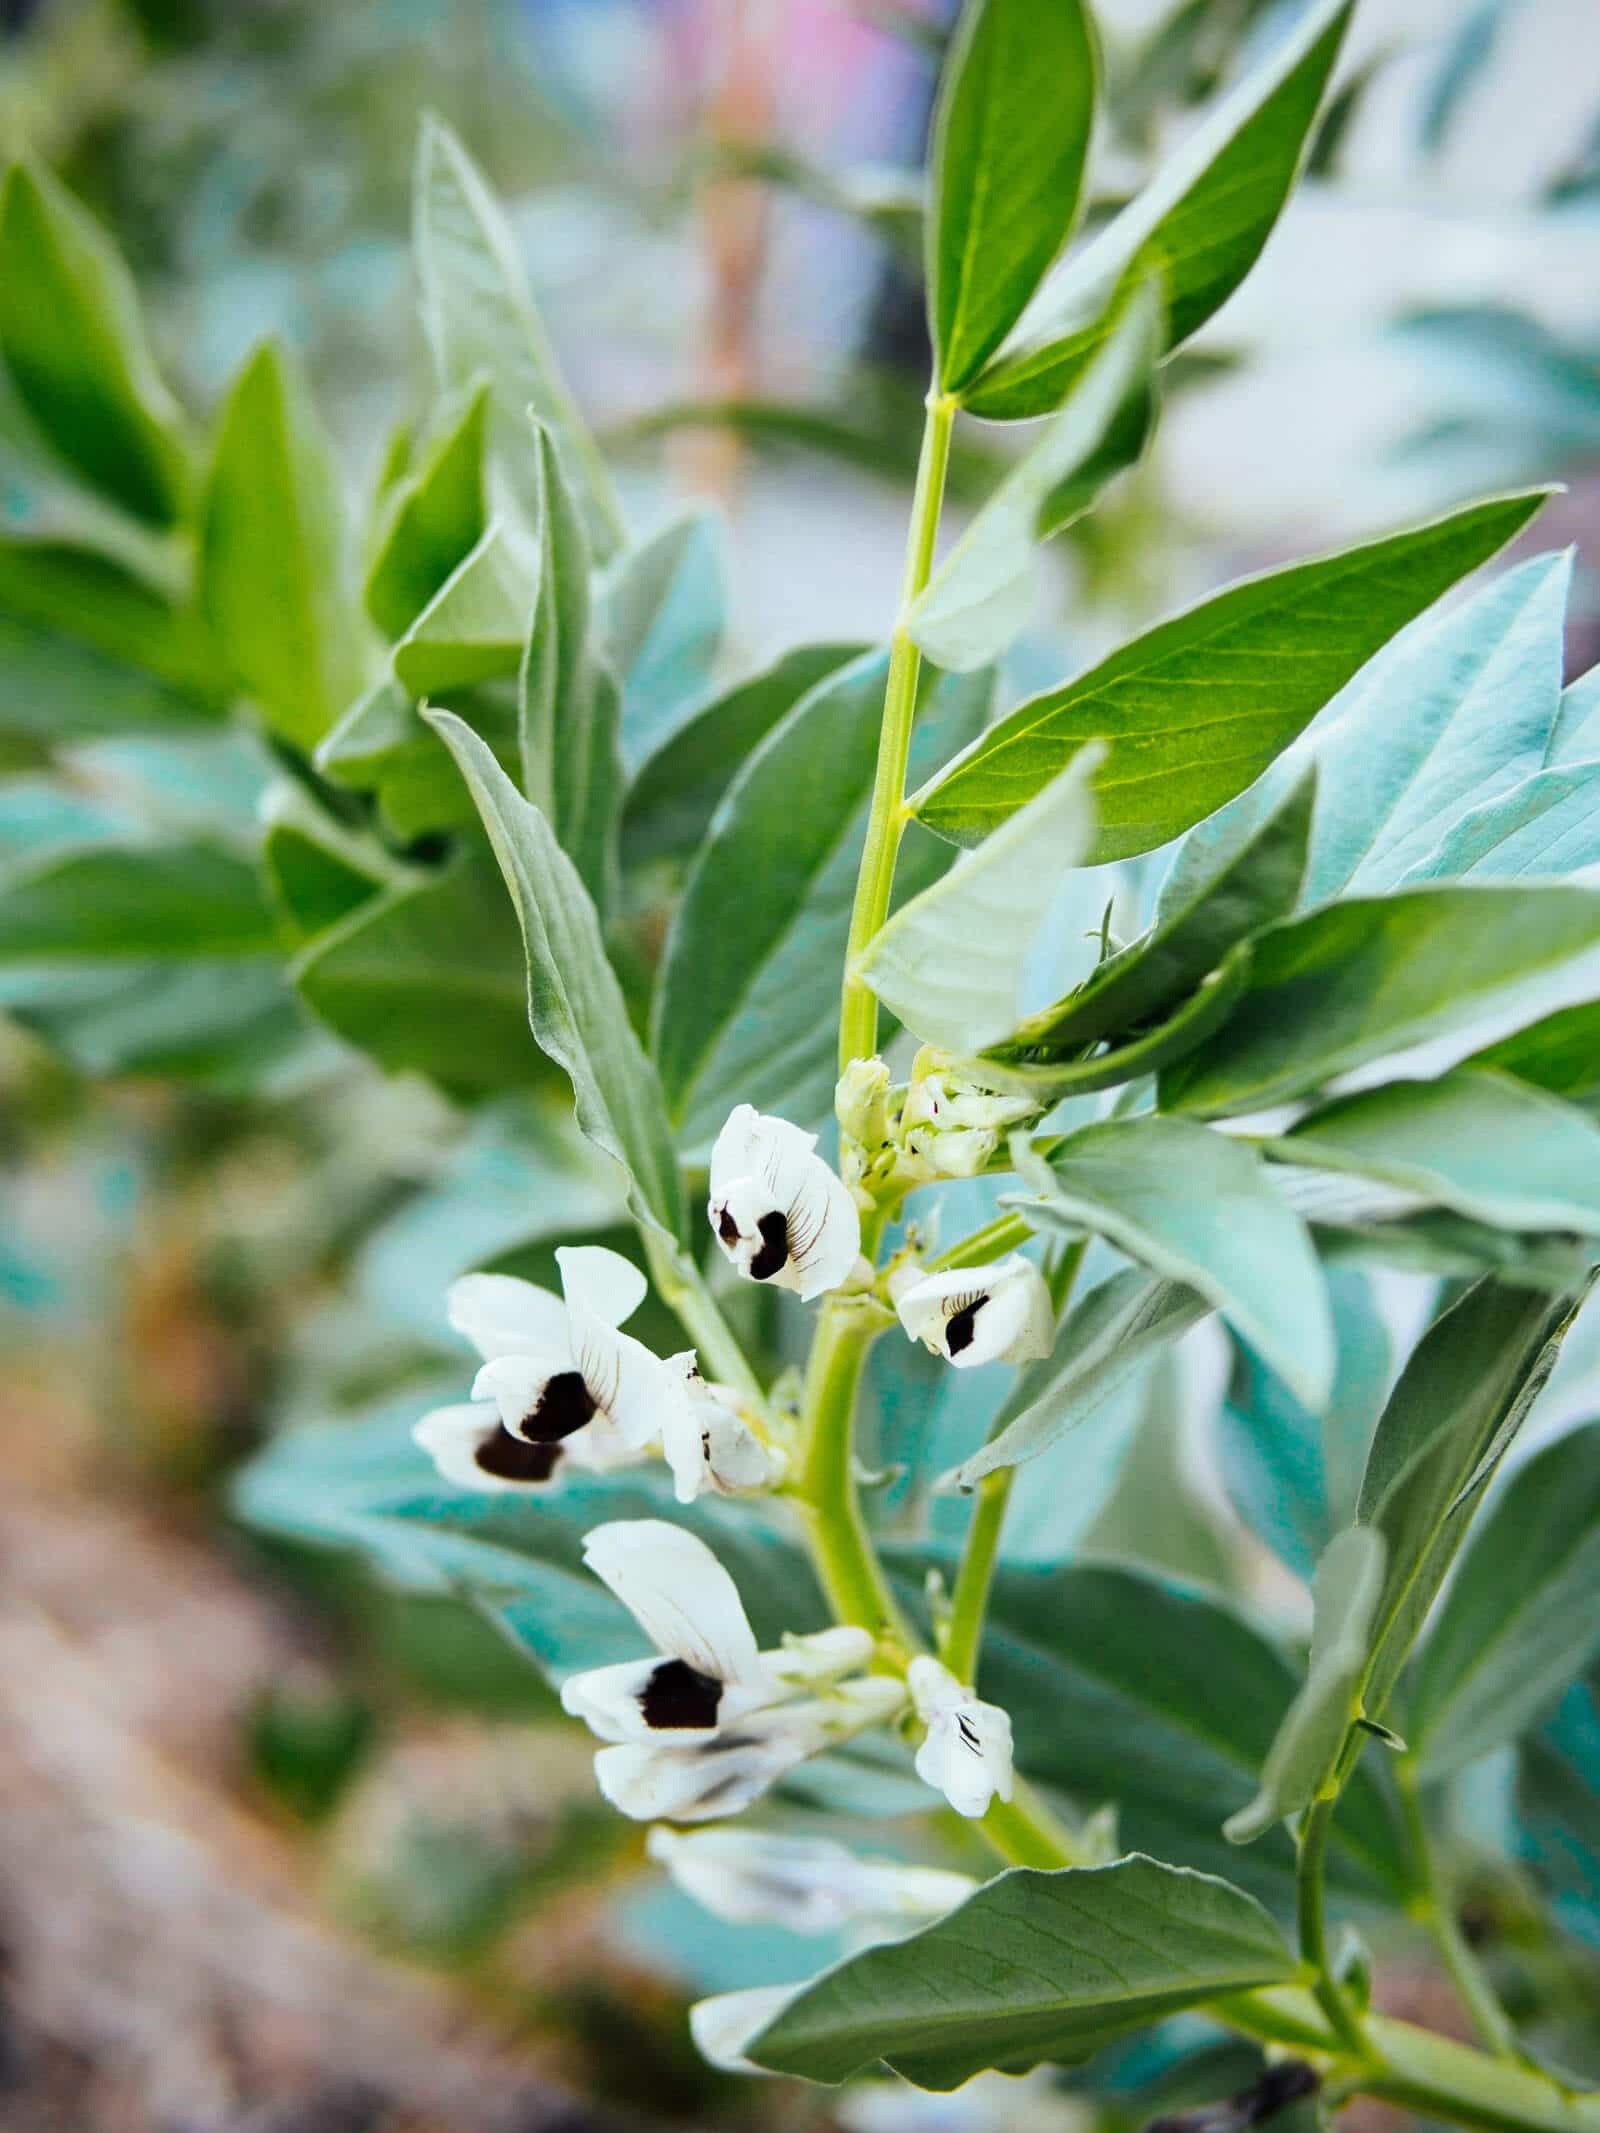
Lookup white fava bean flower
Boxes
[891,1254,1053,1369]
[909,1655,1014,1819]
[900,1069,1040,1180]
[648,1826,976,1936]
[413,1245,680,1491]
[708,1103,861,1300]
[561,1520,903,1819]
[659,1355,786,1504]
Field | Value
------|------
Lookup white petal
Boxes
[446,1272,572,1361]
[592,1720,812,1823]
[661,1363,784,1502]
[580,1519,771,1694]
[909,1656,1014,1819]
[894,1256,1053,1368]
[764,1624,876,1690]
[470,1353,593,1442]
[555,1242,648,1330]
[648,1827,974,1935]
[412,1400,567,1493]
[561,1655,766,1743]
[707,1104,860,1301]
[566,1307,682,1452]
[688,1985,799,2075]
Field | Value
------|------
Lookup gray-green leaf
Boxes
[427,708,685,1241]
[1010,1118,1332,1408]
[1161,884,1600,1119]
[1225,1525,1386,1844]
[364,378,490,642]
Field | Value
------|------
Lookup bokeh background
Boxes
[1,2,1597,2128]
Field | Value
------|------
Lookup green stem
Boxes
[1398,1756,1523,2063]
[927,1210,1034,1272]
[941,1471,1011,1685]
[980,1782,1095,1869]
[838,386,957,1072]
[643,1232,764,1411]
[1297,1791,1372,2061]
[796,1298,911,1644]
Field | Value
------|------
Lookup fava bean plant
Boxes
[8,2,1600,2126]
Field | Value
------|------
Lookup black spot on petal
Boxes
[945,1297,988,1355]
[475,1427,564,1484]
[639,1658,724,1730]
[523,1369,598,1442]
[716,1204,740,1245]
[749,1210,791,1282]
[955,1711,981,1752]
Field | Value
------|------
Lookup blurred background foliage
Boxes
[1,1,1598,2128]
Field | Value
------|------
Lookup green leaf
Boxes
[1411,1422,1600,1781]
[0,614,220,743]
[1309,1203,1597,1297]
[1160,884,1600,1119]
[1225,1526,1387,1844]
[964,1,1351,418]
[3,956,308,1090]
[653,655,991,1151]
[912,491,1545,855]
[259,785,396,940]
[520,422,620,920]
[855,743,1101,1056]
[0,840,276,958]
[1273,1069,1600,1235]
[1011,1119,1332,1408]
[622,642,864,868]
[600,511,726,771]
[747,1856,1296,2088]
[1413,759,1600,883]
[414,115,623,561]
[910,283,1159,671]
[199,341,366,751]
[975,1559,1412,1906]
[926,0,1098,394]
[316,676,521,843]
[1475,1001,1600,1119]
[364,379,490,641]
[0,163,189,524]
[1306,550,1570,897]
[392,522,532,697]
[994,765,1315,1063]
[426,707,685,1241]
[1217,1271,1391,1585]
[1355,1279,1585,1722]
[1516,1677,1600,1952]
[290,855,547,1094]
[0,539,226,703]
[946,1266,1209,1489]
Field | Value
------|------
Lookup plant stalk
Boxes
[1297,1790,1372,2061]
[838,385,957,1071]
[643,1233,765,1410]
[1398,1755,1524,2063]
[795,1298,911,1644]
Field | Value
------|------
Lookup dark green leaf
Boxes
[290,856,537,1092]
[199,342,366,751]
[1411,1422,1600,1780]
[1011,1120,1332,1407]
[927,0,1098,393]
[1355,1279,1585,1721]
[653,654,990,1150]
[1225,1526,1386,1843]
[0,539,225,702]
[0,162,189,524]
[315,677,521,843]
[748,1857,1295,2088]
[965,1,1351,418]
[260,787,394,940]
[622,642,864,868]
[1161,885,1600,1119]
[0,840,276,958]
[913,491,1544,854]
[0,615,220,743]
[392,523,532,697]
[365,379,490,641]
[427,708,685,1241]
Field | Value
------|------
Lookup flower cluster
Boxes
[411,1095,1042,1916]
